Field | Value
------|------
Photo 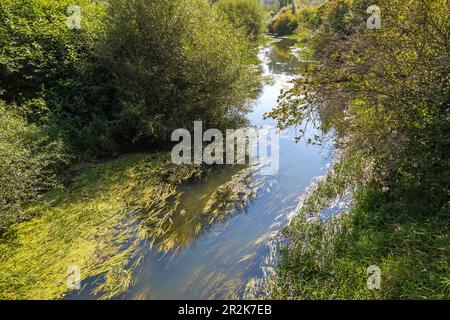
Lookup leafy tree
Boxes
[274,0,293,12]
[216,0,267,41]
[296,5,321,30]
[268,8,298,35]
[0,0,115,158]
[268,0,449,214]
[101,0,260,145]
[0,0,261,233]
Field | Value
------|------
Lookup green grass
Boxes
[0,153,204,299]
[268,159,450,300]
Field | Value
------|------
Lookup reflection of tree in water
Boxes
[266,38,305,74]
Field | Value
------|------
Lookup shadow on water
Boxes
[67,37,332,300]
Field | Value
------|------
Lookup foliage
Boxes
[0,0,262,234]
[268,9,299,35]
[0,0,261,157]
[0,0,114,158]
[216,0,267,41]
[101,0,260,145]
[0,101,64,233]
[296,5,321,30]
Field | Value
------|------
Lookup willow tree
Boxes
[102,0,260,145]
[215,0,267,41]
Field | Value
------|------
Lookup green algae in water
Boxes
[0,152,266,299]
[0,153,204,299]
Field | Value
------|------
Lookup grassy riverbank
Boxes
[266,0,449,300]
[269,157,449,299]
[0,153,205,299]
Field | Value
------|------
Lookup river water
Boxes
[69,37,332,300]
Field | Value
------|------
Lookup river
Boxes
[68,37,332,300]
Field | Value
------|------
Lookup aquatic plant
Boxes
[0,153,204,299]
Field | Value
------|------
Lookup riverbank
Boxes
[0,153,205,299]
[264,0,449,300]
[267,154,449,299]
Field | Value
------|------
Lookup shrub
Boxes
[216,0,267,41]
[268,9,298,35]
[0,0,114,158]
[0,102,64,233]
[101,0,260,145]
[266,0,450,299]
[296,5,321,30]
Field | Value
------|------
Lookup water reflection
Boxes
[123,37,330,300]
[263,38,307,75]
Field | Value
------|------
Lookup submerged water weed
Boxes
[139,164,270,258]
[202,165,269,224]
[0,153,204,299]
[0,152,267,299]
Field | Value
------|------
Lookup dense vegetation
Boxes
[0,102,64,232]
[216,0,267,41]
[0,0,261,233]
[267,0,449,299]
[0,0,108,158]
[268,8,298,35]
[267,1,325,36]
[102,0,260,145]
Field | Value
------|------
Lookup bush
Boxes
[269,0,450,205]
[266,0,450,299]
[296,5,321,30]
[268,9,298,35]
[216,0,267,41]
[0,102,64,233]
[101,0,260,145]
[0,0,114,159]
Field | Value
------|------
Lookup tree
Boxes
[216,0,267,41]
[101,0,260,145]
[268,0,449,211]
